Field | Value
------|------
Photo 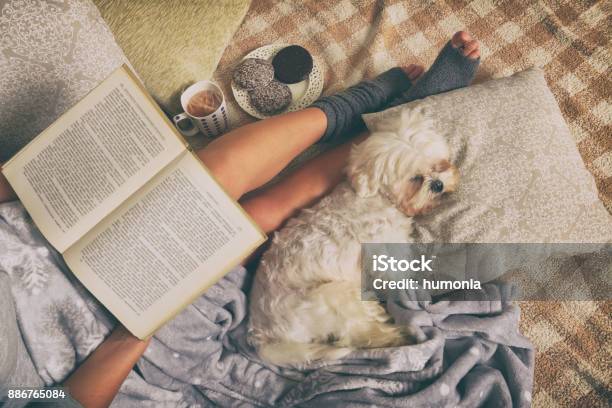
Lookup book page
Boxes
[63,152,265,339]
[2,65,186,252]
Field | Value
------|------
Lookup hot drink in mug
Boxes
[173,80,229,138]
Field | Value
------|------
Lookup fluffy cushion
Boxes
[0,0,127,163]
[363,68,611,243]
[93,0,251,115]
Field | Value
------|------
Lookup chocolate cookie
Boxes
[233,58,275,90]
[248,80,292,115]
[272,45,313,84]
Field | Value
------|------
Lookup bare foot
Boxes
[401,63,425,83]
[451,31,480,60]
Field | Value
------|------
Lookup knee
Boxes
[241,195,285,233]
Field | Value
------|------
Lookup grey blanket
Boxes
[0,201,534,407]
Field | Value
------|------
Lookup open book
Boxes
[2,65,265,339]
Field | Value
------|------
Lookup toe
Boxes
[402,64,425,82]
[467,48,480,60]
[408,65,424,81]
[451,31,473,49]
[462,39,480,59]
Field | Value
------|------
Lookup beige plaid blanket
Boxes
[212,1,610,406]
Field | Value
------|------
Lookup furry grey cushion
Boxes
[0,0,127,162]
[363,68,612,243]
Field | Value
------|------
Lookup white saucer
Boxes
[231,44,324,119]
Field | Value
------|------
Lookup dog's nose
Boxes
[430,179,444,193]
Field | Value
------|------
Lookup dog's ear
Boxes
[346,131,401,197]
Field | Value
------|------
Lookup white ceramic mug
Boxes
[173,80,229,138]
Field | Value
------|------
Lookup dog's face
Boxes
[398,159,459,216]
[347,109,459,216]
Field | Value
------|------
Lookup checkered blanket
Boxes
[212,1,610,406]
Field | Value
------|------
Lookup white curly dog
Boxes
[248,109,459,367]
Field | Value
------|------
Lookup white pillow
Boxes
[363,68,612,243]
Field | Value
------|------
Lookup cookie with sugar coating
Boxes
[249,80,292,115]
[233,58,275,90]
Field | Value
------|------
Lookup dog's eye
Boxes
[430,179,444,193]
[411,175,424,183]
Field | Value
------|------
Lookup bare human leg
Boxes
[197,107,327,199]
